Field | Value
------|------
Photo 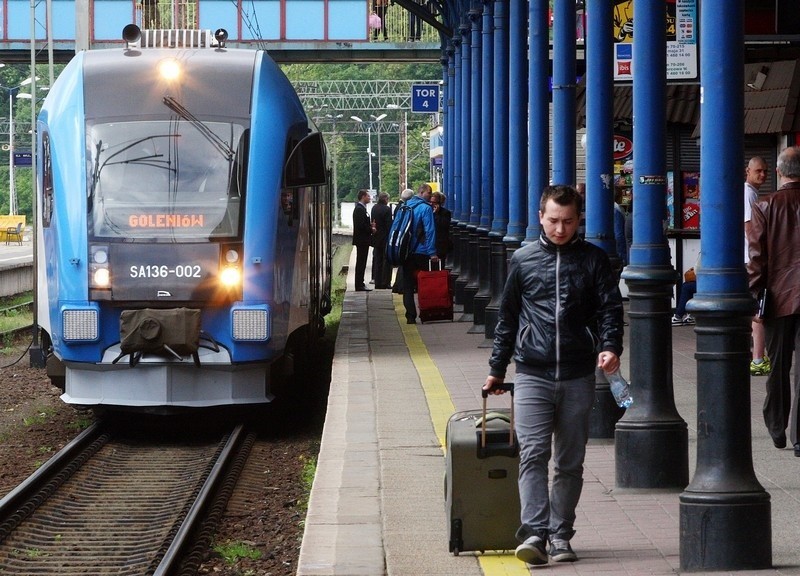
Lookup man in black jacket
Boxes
[352,189,373,291]
[484,185,624,566]
[370,192,393,288]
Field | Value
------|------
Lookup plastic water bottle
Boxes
[606,369,633,408]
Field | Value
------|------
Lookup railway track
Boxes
[0,420,256,575]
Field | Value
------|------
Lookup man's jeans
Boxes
[514,371,595,542]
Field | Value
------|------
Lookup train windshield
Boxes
[87,120,247,241]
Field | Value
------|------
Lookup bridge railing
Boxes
[0,0,439,47]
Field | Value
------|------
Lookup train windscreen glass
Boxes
[87,120,246,240]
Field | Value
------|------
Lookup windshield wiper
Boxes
[162,96,235,160]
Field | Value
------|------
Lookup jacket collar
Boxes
[539,232,581,252]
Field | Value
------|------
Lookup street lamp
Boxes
[350,113,387,192]
[387,104,408,190]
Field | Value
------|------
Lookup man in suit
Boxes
[371,192,393,288]
[352,189,373,291]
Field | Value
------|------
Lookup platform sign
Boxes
[411,84,439,113]
[14,150,32,167]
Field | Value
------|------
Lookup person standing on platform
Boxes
[744,156,770,375]
[748,146,800,456]
[431,191,452,260]
[352,189,373,292]
[483,185,624,565]
[402,183,438,323]
[392,188,416,294]
[370,191,393,289]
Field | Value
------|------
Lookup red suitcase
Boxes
[417,262,453,323]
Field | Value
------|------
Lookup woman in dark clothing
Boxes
[431,191,452,260]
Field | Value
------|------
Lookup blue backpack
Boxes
[386,202,415,267]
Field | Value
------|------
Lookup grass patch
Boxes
[23,407,56,426]
[213,540,262,565]
[324,243,351,336]
[0,292,33,308]
[0,291,34,334]
[68,416,94,431]
[298,453,318,519]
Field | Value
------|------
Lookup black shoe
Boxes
[406,318,416,324]
[794,443,800,457]
[548,537,577,562]
[773,434,787,449]
[515,536,548,565]
[355,286,372,292]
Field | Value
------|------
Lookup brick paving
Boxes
[298,252,800,575]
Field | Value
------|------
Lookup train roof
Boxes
[81,48,260,120]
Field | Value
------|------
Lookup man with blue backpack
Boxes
[387,183,438,324]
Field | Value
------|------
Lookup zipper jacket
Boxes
[489,233,624,381]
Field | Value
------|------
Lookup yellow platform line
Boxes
[393,295,528,576]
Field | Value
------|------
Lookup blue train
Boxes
[36,26,332,410]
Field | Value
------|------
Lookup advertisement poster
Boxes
[681,171,700,229]
[613,0,698,81]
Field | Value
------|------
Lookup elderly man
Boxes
[748,146,800,456]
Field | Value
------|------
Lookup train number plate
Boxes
[109,243,220,301]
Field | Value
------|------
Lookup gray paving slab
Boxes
[299,247,800,576]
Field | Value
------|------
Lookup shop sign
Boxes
[613,135,633,160]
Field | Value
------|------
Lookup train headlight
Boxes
[93,268,110,288]
[232,306,271,341]
[158,58,181,81]
[62,307,99,342]
[220,266,240,287]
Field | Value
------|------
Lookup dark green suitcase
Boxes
[444,384,520,555]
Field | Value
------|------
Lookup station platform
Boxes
[297,247,800,576]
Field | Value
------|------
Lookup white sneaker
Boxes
[671,314,683,326]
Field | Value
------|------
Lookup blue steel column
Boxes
[454,20,472,305]
[616,0,688,488]
[585,0,624,438]
[452,37,463,223]
[551,0,576,185]
[525,0,549,244]
[679,0,771,569]
[441,51,450,199]
[460,7,483,318]
[472,0,494,329]
[441,48,455,269]
[449,37,464,284]
[484,0,508,341]
[503,0,527,244]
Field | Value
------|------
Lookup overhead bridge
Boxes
[0,0,443,63]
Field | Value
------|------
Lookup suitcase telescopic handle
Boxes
[480,382,514,449]
[428,259,444,271]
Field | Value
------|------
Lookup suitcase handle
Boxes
[481,382,514,398]
[428,259,444,271]
[480,382,514,450]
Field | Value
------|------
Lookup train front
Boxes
[36,37,312,409]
